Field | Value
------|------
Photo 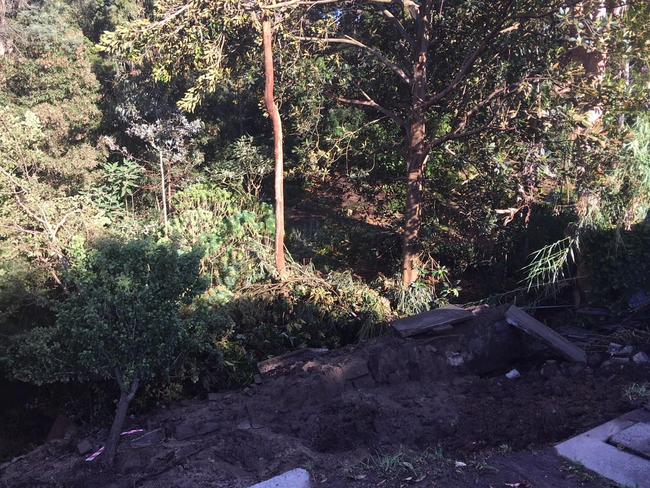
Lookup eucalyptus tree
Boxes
[278,0,584,286]
[100,0,294,277]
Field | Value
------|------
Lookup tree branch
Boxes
[296,35,411,85]
[422,0,515,109]
[381,9,414,47]
[337,90,405,126]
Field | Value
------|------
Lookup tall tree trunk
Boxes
[402,6,431,287]
[262,17,286,277]
[103,377,139,466]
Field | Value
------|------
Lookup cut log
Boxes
[505,305,587,363]
[392,305,473,338]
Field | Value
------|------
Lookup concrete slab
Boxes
[392,305,472,337]
[249,468,311,488]
[610,422,650,459]
[555,409,650,488]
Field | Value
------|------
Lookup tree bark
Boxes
[401,4,431,287]
[103,377,139,466]
[0,0,7,57]
[158,149,169,235]
[262,17,286,277]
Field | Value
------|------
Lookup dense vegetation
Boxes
[0,0,648,463]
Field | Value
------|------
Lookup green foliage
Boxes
[376,262,461,317]
[219,267,391,364]
[523,237,578,292]
[4,239,207,391]
[582,224,650,306]
[211,136,273,196]
[170,183,275,295]
[88,159,146,218]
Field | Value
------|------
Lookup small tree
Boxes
[4,239,206,465]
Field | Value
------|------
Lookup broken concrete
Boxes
[609,422,650,459]
[249,468,311,488]
[555,409,650,488]
[173,421,220,440]
[505,305,587,363]
[391,305,472,337]
[130,428,165,448]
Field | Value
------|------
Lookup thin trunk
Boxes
[159,149,169,235]
[167,161,172,213]
[262,17,286,277]
[103,377,139,466]
[0,0,7,57]
[401,5,431,287]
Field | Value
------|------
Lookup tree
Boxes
[4,239,207,465]
[283,0,579,286]
[117,110,203,234]
[0,0,105,288]
[262,15,287,276]
[100,0,291,277]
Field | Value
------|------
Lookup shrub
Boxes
[3,238,206,464]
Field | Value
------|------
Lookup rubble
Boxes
[505,369,521,380]
[556,409,650,488]
[76,439,93,455]
[633,352,650,364]
[249,468,311,488]
[612,345,634,357]
[505,306,586,363]
[391,305,473,337]
[130,428,165,448]
[173,421,220,440]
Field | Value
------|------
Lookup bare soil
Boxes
[2,309,646,488]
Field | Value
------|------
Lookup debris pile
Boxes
[1,302,649,488]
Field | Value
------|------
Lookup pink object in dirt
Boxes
[83,428,145,461]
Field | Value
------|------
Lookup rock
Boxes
[301,361,319,373]
[47,415,75,442]
[446,352,465,367]
[608,343,623,354]
[76,439,93,455]
[130,428,164,448]
[249,468,311,488]
[173,421,220,440]
[612,345,634,357]
[633,352,650,364]
[505,368,521,380]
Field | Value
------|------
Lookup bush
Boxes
[3,238,207,464]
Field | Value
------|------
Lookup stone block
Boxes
[249,468,311,488]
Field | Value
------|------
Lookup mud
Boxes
[1,307,645,488]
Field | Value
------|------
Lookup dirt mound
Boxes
[1,306,646,487]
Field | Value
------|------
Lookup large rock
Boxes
[249,468,311,488]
